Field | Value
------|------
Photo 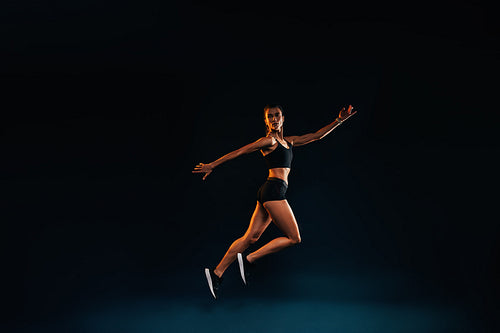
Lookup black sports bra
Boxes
[262,139,293,169]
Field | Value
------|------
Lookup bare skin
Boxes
[193,105,357,278]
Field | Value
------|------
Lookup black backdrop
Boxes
[2,1,499,332]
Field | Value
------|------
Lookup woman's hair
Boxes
[263,104,284,135]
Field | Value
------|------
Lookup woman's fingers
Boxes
[193,163,206,170]
[338,107,357,121]
[344,111,357,120]
[339,105,357,119]
[193,162,213,179]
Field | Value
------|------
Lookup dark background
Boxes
[2,1,499,332]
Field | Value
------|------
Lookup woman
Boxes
[192,104,356,299]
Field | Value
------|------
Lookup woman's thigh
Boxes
[243,201,272,239]
[263,200,301,241]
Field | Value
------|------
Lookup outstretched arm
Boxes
[286,105,357,147]
[192,136,273,180]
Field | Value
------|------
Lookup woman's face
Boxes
[265,107,284,132]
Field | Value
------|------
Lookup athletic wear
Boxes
[257,177,288,204]
[263,139,293,169]
[237,253,253,285]
[204,268,223,299]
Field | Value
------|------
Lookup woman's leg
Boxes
[246,199,301,263]
[213,201,272,277]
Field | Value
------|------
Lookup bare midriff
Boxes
[268,167,290,184]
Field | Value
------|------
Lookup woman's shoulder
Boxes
[284,136,296,147]
[252,136,275,151]
[257,136,276,155]
[258,136,276,145]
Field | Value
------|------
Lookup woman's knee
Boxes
[242,234,260,245]
[289,234,301,245]
[247,235,261,244]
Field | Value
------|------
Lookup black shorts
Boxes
[257,177,288,204]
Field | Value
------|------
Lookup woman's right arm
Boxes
[192,137,273,180]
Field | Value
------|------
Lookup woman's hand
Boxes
[192,162,214,181]
[338,105,357,121]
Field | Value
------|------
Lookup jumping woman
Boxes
[192,104,357,299]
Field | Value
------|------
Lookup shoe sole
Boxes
[237,253,247,285]
[204,268,216,299]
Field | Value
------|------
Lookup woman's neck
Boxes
[269,130,284,140]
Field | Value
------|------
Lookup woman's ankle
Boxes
[246,254,255,264]
[213,268,223,278]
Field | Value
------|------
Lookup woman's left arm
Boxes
[287,105,357,147]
